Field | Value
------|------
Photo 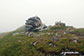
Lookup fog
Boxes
[0,0,84,33]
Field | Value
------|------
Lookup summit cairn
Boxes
[55,21,66,27]
[25,16,47,35]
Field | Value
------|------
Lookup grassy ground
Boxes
[0,26,84,56]
[0,32,9,38]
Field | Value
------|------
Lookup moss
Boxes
[50,26,67,30]
[72,28,84,33]
[0,26,84,56]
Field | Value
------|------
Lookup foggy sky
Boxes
[0,0,84,33]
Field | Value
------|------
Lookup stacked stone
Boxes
[25,16,43,32]
[55,21,65,27]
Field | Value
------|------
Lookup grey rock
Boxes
[47,32,51,35]
[51,36,58,41]
[25,16,47,33]
[13,32,19,36]
[64,32,67,34]
[73,40,78,43]
[55,33,58,36]
[32,41,38,46]
[18,40,22,42]
[48,42,56,47]
[25,16,42,32]
[55,21,65,27]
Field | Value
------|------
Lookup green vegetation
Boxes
[72,28,84,33]
[0,26,84,56]
[14,25,25,32]
[50,26,67,30]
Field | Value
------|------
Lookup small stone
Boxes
[48,42,56,47]
[55,33,58,36]
[73,40,78,43]
[51,36,58,41]
[18,40,22,42]
[47,33,51,35]
[64,32,67,34]
[13,32,19,36]
[58,35,61,37]
[32,41,38,46]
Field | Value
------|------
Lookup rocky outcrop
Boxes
[25,16,47,34]
[55,21,65,27]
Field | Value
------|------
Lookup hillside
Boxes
[0,32,9,38]
[0,16,84,56]
[0,25,84,56]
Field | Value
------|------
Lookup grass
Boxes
[72,28,84,33]
[50,26,67,30]
[0,26,84,56]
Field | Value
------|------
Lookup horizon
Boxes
[0,0,84,33]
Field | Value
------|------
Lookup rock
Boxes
[47,32,51,35]
[64,32,67,34]
[71,38,78,43]
[66,26,75,32]
[55,21,66,27]
[13,32,19,36]
[32,41,38,46]
[51,36,58,41]
[25,32,34,36]
[54,30,57,33]
[25,32,29,36]
[73,40,78,43]
[29,32,33,36]
[25,16,42,32]
[25,16,47,34]
[25,25,33,32]
[18,40,22,42]
[55,33,58,36]
[48,42,56,47]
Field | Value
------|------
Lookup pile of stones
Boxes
[25,16,47,35]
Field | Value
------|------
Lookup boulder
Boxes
[25,16,47,33]
[55,21,65,27]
